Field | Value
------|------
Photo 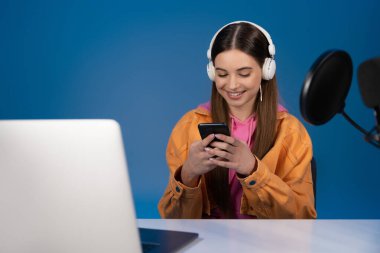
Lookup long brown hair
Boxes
[205,22,279,217]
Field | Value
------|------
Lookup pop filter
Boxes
[300,50,353,125]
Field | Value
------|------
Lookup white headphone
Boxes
[206,21,276,81]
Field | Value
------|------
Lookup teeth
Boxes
[229,92,243,97]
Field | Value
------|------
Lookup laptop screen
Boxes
[0,120,142,253]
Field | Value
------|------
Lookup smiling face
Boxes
[214,49,262,120]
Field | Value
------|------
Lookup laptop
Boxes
[0,120,198,253]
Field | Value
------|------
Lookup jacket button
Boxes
[249,180,256,186]
[175,186,181,192]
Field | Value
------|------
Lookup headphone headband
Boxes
[206,21,277,81]
[207,21,275,60]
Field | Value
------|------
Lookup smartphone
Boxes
[198,123,230,145]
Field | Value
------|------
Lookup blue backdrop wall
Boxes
[1,0,379,218]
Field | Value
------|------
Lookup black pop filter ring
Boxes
[300,50,353,125]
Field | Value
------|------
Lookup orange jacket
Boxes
[158,106,317,219]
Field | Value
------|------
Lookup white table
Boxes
[138,219,380,253]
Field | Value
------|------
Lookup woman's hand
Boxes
[181,134,218,187]
[207,134,257,176]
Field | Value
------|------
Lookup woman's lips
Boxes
[226,91,246,100]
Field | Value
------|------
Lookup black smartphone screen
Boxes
[198,123,230,141]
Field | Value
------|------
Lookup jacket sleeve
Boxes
[157,113,204,218]
[237,116,317,219]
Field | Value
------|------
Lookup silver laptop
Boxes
[0,120,197,253]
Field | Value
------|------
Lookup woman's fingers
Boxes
[201,134,215,148]
[207,148,232,160]
[215,134,239,146]
[202,147,217,159]
[209,158,238,169]
[209,141,235,153]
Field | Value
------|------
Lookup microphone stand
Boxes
[375,106,380,137]
[340,108,380,148]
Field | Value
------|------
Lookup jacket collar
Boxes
[195,106,210,116]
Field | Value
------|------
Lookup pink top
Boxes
[198,101,287,218]
[229,113,257,218]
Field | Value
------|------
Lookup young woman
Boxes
[158,21,316,219]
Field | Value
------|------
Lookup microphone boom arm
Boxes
[341,110,380,148]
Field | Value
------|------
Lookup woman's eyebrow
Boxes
[237,67,253,71]
[215,67,253,72]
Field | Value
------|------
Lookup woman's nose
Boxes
[227,75,239,90]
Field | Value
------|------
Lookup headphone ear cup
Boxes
[207,61,215,81]
[262,58,276,80]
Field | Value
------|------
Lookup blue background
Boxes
[1,0,379,218]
